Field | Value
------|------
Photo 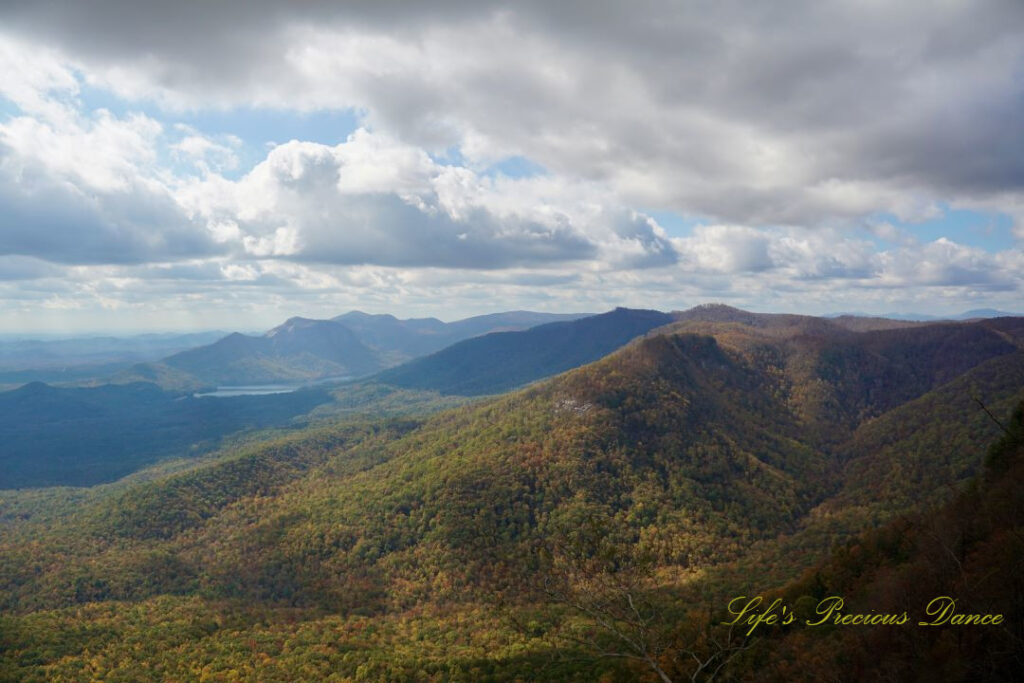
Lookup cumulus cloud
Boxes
[0,41,222,264]
[171,125,240,174]
[174,130,677,269]
[879,238,1017,290]
[670,225,1021,294]
[3,1,1022,227]
[0,2,1021,328]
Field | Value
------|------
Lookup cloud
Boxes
[0,125,223,264]
[3,1,1021,228]
[0,3,1021,329]
[175,130,677,269]
[171,126,240,173]
[0,43,227,265]
[879,238,1017,290]
[0,255,62,281]
[0,150,220,264]
[670,225,1021,294]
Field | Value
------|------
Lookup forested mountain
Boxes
[121,318,382,389]
[119,310,589,390]
[0,310,613,489]
[333,310,589,363]
[1,311,1021,680]
[729,401,1024,682]
[375,307,674,395]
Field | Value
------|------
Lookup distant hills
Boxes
[0,331,228,370]
[153,317,381,387]
[375,307,674,395]
[331,310,588,364]
[118,310,590,390]
[2,306,1022,679]
[0,331,228,390]
[826,307,1023,321]
[0,308,652,487]
[7,305,1023,489]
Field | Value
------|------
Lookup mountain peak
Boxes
[333,311,401,323]
[266,317,331,337]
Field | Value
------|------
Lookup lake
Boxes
[194,385,298,398]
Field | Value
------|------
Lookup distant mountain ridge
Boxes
[152,318,381,387]
[332,310,588,363]
[375,307,674,395]
[118,310,592,390]
[0,330,230,390]
[0,331,228,370]
[826,307,1023,321]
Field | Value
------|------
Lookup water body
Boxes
[194,385,297,398]
[193,375,352,398]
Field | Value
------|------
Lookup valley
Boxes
[1,307,1022,680]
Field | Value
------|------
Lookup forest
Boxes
[1,310,1023,681]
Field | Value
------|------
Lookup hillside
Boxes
[664,310,1022,442]
[333,310,589,363]
[131,318,381,388]
[2,313,1022,680]
[723,400,1024,682]
[375,307,674,395]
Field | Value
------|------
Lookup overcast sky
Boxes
[0,0,1022,332]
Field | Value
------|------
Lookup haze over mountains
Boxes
[0,331,228,390]
[116,310,590,390]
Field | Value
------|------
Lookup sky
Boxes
[0,0,1022,333]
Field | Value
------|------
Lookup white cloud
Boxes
[0,4,1022,329]
[0,33,79,121]
[879,238,1016,290]
[0,48,219,264]
[173,129,677,269]
[4,2,1022,226]
[171,130,239,173]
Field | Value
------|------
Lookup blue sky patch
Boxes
[483,155,547,179]
[643,210,706,238]
[867,206,1015,253]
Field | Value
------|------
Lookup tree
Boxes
[518,514,750,682]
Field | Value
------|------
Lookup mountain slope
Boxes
[0,328,826,611]
[121,311,591,390]
[375,307,674,395]
[732,401,1024,683]
[663,311,1020,443]
[152,318,381,386]
[332,310,591,362]
[2,312,1023,680]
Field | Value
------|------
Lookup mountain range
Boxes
[374,307,674,395]
[825,307,1023,321]
[0,331,228,391]
[116,310,589,390]
[2,306,1022,680]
